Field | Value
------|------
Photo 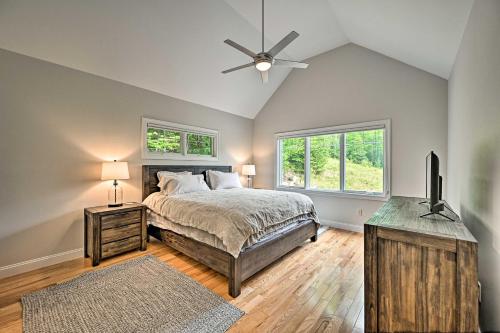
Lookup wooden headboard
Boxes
[142,165,232,200]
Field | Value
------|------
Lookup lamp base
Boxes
[247,176,254,188]
[107,181,124,207]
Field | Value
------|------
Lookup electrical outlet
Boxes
[358,208,363,216]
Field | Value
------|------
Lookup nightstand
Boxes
[84,203,147,266]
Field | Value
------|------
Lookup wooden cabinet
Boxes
[84,203,147,266]
[364,197,478,332]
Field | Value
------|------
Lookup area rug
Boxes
[22,255,244,333]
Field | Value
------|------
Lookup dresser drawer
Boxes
[102,236,141,258]
[101,210,141,229]
[101,222,141,244]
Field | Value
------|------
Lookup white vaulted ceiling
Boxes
[327,0,474,79]
[0,0,473,118]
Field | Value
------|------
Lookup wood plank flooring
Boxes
[0,228,364,333]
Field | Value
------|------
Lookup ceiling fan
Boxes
[222,0,309,83]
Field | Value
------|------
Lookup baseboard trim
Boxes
[0,248,83,279]
[320,219,364,233]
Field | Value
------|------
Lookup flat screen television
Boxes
[421,151,453,220]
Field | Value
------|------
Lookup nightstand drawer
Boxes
[101,210,141,229]
[101,223,141,244]
[102,236,141,258]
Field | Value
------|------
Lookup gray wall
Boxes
[0,49,253,269]
[447,0,500,330]
[253,43,448,228]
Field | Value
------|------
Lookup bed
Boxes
[142,165,319,297]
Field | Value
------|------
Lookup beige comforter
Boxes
[143,188,318,257]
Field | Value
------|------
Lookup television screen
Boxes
[426,152,431,200]
[421,151,453,220]
[425,151,441,213]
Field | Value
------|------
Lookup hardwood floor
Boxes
[0,228,364,333]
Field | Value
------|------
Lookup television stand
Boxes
[419,211,455,221]
[419,201,456,221]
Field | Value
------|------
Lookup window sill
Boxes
[142,152,219,161]
[275,186,390,201]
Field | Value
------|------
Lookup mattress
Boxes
[148,209,306,252]
[143,188,318,257]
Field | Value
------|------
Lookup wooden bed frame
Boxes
[142,165,319,297]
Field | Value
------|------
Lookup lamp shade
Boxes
[242,164,256,176]
[101,161,130,180]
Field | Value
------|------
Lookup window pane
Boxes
[147,127,181,153]
[187,133,214,156]
[310,134,341,190]
[345,129,384,193]
[280,137,305,187]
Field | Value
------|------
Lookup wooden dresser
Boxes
[364,196,478,332]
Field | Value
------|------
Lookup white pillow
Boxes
[157,171,192,190]
[207,170,243,190]
[164,174,210,195]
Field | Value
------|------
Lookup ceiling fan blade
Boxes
[260,70,269,83]
[222,62,255,74]
[274,59,309,69]
[267,31,299,57]
[224,39,257,58]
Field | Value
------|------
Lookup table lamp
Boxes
[101,160,129,207]
[242,164,256,188]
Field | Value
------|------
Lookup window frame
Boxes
[275,119,391,201]
[142,117,219,161]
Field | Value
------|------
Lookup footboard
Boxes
[229,219,318,297]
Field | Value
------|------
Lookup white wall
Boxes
[253,44,448,228]
[0,49,253,274]
[447,0,500,330]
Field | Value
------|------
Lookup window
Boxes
[310,134,341,191]
[276,120,390,199]
[146,128,181,153]
[280,137,305,187]
[345,129,384,193]
[142,118,218,160]
[187,133,214,156]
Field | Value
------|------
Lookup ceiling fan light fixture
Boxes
[221,0,308,82]
[255,60,272,72]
